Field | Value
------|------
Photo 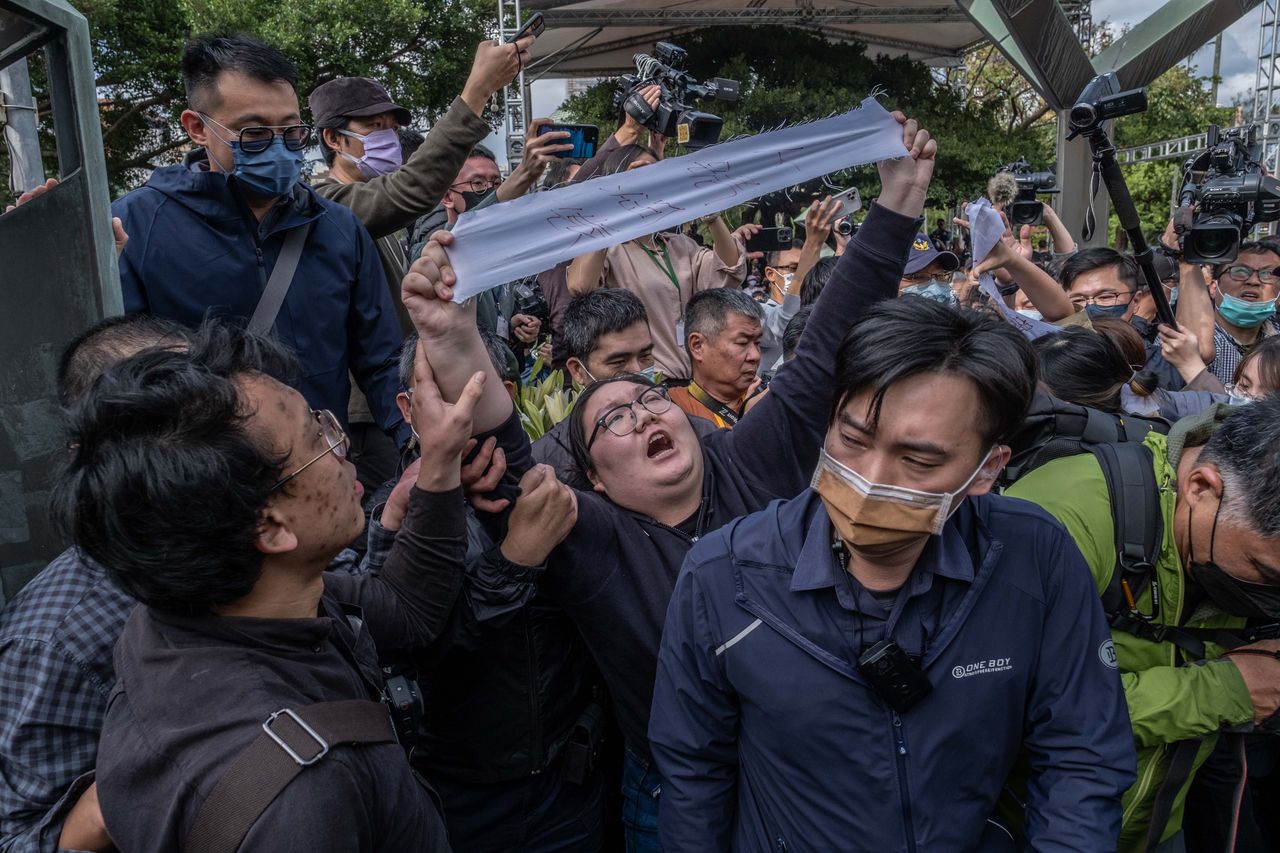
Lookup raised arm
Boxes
[321,39,525,238]
[975,230,1075,321]
[728,113,933,496]
[566,248,609,295]
[324,348,485,652]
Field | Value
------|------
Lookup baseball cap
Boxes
[309,77,411,127]
[904,232,960,276]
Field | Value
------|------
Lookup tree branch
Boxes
[102,90,179,141]
[1017,102,1052,131]
[109,137,188,175]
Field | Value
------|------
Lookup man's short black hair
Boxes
[560,290,650,364]
[52,321,298,616]
[782,305,813,360]
[57,314,190,407]
[765,240,806,269]
[317,117,351,167]
[684,288,764,349]
[1058,248,1139,294]
[1211,238,1280,280]
[1199,395,1280,538]
[542,157,584,189]
[182,32,298,113]
[801,256,839,306]
[830,299,1036,445]
[467,143,498,164]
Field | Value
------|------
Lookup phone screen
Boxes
[547,124,598,159]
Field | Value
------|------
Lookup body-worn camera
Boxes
[858,639,932,713]
[612,42,739,150]
[1177,124,1280,265]
[998,156,1057,226]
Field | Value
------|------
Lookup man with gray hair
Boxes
[1009,398,1280,852]
[668,288,766,428]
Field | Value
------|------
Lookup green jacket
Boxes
[1007,411,1252,851]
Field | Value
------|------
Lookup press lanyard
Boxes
[639,241,681,301]
[686,381,744,428]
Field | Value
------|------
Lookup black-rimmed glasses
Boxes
[450,175,504,194]
[1224,265,1280,284]
[270,409,349,492]
[586,386,672,451]
[200,113,313,153]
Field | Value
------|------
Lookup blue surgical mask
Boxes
[1085,303,1130,320]
[1228,392,1255,407]
[638,365,658,381]
[1017,309,1043,321]
[903,282,957,306]
[1218,292,1278,329]
[202,117,303,200]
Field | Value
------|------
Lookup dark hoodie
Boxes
[112,151,409,446]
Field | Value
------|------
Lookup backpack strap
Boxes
[1092,442,1162,619]
[185,700,396,853]
[1093,442,1258,660]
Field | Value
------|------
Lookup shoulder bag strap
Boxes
[247,222,312,335]
[185,699,395,853]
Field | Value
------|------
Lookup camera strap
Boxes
[686,381,746,427]
[1081,161,1102,243]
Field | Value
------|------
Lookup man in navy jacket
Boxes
[113,32,407,446]
[648,297,1137,850]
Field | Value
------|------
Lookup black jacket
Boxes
[96,488,465,853]
[489,203,922,760]
[362,474,597,783]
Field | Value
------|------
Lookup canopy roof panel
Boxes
[521,1,997,75]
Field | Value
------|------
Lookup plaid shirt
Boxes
[0,549,133,853]
[1207,319,1277,386]
[0,542,375,853]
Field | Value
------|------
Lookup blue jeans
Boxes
[621,749,663,853]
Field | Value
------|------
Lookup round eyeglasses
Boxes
[586,386,672,451]
[270,409,349,492]
[200,113,313,153]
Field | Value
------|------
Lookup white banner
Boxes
[969,197,1062,340]
[444,97,908,301]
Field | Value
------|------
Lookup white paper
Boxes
[444,98,909,301]
[968,197,1062,340]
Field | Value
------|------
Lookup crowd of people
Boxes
[2,25,1280,853]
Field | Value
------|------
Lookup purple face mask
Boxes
[338,128,403,178]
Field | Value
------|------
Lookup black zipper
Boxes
[255,246,267,294]
[525,613,543,773]
[892,710,918,853]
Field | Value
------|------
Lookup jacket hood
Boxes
[142,148,324,228]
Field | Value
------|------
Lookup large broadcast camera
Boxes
[612,42,740,150]
[998,157,1057,226]
[1176,124,1280,265]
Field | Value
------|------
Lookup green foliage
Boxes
[515,364,577,441]
[561,26,1054,208]
[1,0,496,203]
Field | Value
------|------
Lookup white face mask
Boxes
[1016,309,1043,321]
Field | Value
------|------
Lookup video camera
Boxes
[998,157,1057,226]
[1177,124,1280,265]
[612,42,740,150]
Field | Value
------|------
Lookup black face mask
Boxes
[1187,495,1280,619]
[456,189,488,213]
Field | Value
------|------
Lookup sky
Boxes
[483,2,1265,167]
[1094,0,1262,106]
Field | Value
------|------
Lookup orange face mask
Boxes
[812,448,993,548]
